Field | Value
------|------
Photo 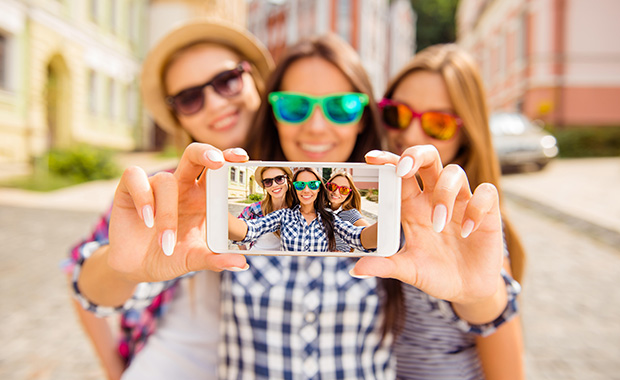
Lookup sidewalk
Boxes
[0,152,178,213]
[500,157,620,247]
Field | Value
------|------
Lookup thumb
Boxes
[351,256,398,279]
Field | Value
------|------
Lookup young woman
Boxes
[236,166,294,251]
[66,18,273,380]
[380,44,525,379]
[325,171,370,252]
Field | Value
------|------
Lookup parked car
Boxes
[490,112,559,172]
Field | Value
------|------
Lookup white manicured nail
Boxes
[206,150,224,163]
[142,205,154,228]
[461,219,475,238]
[226,263,250,272]
[232,148,247,156]
[162,230,176,256]
[396,156,414,177]
[432,204,447,233]
[349,269,373,279]
[365,150,382,158]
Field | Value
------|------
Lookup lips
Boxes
[298,142,335,159]
[211,110,240,131]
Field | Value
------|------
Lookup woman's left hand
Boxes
[355,146,505,308]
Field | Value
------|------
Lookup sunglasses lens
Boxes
[173,88,204,115]
[326,183,337,192]
[308,181,321,190]
[381,103,412,130]
[324,95,364,124]
[339,187,351,195]
[274,175,286,185]
[421,112,459,140]
[273,94,311,123]
[293,181,306,191]
[262,178,273,187]
[212,70,243,97]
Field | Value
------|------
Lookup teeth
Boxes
[301,143,332,153]
[212,114,236,130]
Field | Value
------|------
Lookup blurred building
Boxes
[0,0,149,165]
[457,0,620,128]
[246,0,415,98]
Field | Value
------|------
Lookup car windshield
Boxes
[490,113,537,136]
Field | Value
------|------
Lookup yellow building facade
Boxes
[0,0,149,165]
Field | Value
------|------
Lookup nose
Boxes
[304,105,330,133]
[400,117,426,146]
[203,85,229,112]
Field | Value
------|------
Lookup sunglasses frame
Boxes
[293,180,322,191]
[269,91,369,125]
[325,182,351,196]
[165,61,251,115]
[262,174,288,188]
[378,98,463,140]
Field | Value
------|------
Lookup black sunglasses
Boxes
[262,175,287,188]
[165,61,250,115]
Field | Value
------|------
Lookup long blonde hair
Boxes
[326,171,362,212]
[384,44,526,283]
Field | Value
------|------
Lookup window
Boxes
[337,0,351,44]
[89,0,98,23]
[239,170,244,184]
[230,167,236,182]
[88,70,97,114]
[0,34,6,89]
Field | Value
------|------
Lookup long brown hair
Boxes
[326,171,362,212]
[245,34,386,161]
[292,168,337,251]
[259,167,295,216]
[384,44,526,283]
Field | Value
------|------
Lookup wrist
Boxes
[452,274,508,325]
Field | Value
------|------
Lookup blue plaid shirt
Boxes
[220,205,393,379]
[239,205,369,253]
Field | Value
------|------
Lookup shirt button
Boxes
[304,312,316,323]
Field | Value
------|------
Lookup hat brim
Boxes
[141,19,274,135]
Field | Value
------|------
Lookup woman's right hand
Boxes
[107,143,249,284]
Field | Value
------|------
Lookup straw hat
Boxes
[141,18,274,135]
[255,166,293,188]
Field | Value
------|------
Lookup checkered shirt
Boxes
[220,205,393,379]
[332,208,364,252]
[239,205,369,253]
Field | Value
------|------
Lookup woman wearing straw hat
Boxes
[237,166,295,251]
[66,18,273,380]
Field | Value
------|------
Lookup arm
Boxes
[360,223,377,249]
[476,259,524,380]
[228,212,249,241]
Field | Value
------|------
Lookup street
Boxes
[1,162,619,379]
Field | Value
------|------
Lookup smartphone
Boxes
[206,161,401,257]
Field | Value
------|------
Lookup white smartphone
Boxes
[206,161,401,257]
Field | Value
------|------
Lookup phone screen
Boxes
[206,161,401,257]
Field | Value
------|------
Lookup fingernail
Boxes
[226,263,250,272]
[461,219,475,238]
[232,148,247,156]
[162,230,176,256]
[349,269,373,279]
[432,204,447,233]
[396,156,414,177]
[206,150,224,163]
[142,205,154,228]
[365,150,382,158]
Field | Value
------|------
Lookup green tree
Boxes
[410,0,459,52]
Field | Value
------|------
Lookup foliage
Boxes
[46,145,121,181]
[365,189,379,203]
[248,193,264,202]
[550,126,620,158]
[409,0,459,52]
